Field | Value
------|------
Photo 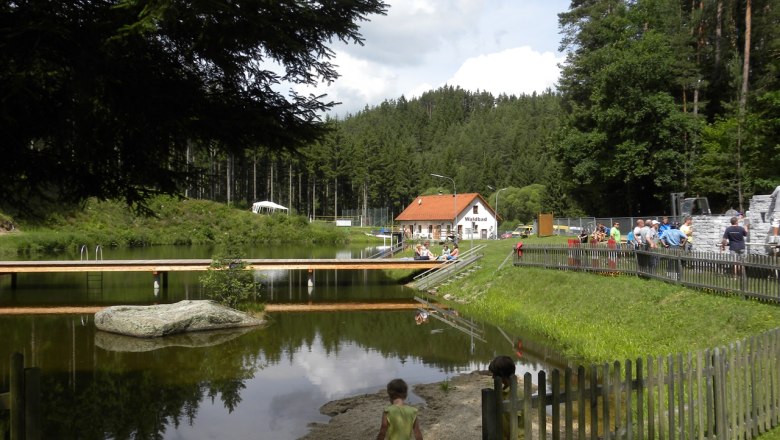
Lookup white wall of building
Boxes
[398,198,496,241]
[456,198,496,240]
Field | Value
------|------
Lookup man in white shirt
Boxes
[633,219,645,249]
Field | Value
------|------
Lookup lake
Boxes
[0,244,565,439]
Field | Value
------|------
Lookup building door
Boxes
[481,229,487,239]
[434,225,441,239]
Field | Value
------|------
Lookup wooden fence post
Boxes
[590,366,598,440]
[10,352,24,440]
[539,370,548,440]
[525,372,534,440]
[626,359,634,440]
[509,374,519,440]
[482,387,498,440]
[713,348,726,439]
[603,363,611,440]
[578,366,586,440]
[494,376,504,439]
[637,358,644,440]
[565,367,573,440]
[552,369,560,440]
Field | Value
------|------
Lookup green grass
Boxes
[436,238,780,364]
[760,426,780,440]
[0,196,351,257]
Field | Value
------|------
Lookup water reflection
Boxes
[0,244,570,438]
[0,310,563,439]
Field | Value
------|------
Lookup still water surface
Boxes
[0,244,565,439]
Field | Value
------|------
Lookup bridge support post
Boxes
[11,273,17,290]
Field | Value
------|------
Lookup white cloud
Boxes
[445,47,563,97]
[347,0,487,66]
[289,0,571,116]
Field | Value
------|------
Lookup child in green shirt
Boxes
[376,378,424,440]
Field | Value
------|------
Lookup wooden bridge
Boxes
[0,258,445,289]
[0,258,443,273]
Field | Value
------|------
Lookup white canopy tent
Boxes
[251,201,289,214]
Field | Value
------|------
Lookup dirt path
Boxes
[300,371,493,440]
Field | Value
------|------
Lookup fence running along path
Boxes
[513,243,780,303]
[481,244,780,439]
[483,328,780,440]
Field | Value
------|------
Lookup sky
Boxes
[294,0,572,117]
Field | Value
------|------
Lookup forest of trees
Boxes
[175,0,780,222]
[2,0,777,222]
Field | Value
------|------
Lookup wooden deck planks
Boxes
[0,258,443,273]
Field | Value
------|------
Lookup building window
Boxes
[473,205,479,214]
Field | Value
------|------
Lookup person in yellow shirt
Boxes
[679,216,694,251]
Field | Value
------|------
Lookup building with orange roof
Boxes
[395,193,499,240]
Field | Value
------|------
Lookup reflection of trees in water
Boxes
[1,311,563,437]
[265,311,508,370]
[43,370,204,439]
[1,316,266,438]
[39,334,265,438]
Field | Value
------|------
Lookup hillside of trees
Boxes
[2,0,777,222]
[147,0,780,221]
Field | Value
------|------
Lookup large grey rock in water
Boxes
[94,300,265,338]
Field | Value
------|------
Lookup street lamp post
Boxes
[488,185,509,240]
[430,173,456,240]
[488,185,508,239]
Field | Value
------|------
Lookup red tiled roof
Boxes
[395,193,494,221]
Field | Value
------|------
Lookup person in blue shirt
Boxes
[661,225,687,249]
[659,216,672,235]
[660,224,687,280]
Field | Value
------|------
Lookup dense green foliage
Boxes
[200,244,260,310]
[302,0,779,218]
[2,0,777,223]
[557,0,780,215]
[0,196,348,258]
[0,0,387,214]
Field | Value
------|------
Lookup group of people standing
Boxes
[579,222,623,245]
[630,216,694,251]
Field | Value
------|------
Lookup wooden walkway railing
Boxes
[513,244,780,303]
[483,328,780,440]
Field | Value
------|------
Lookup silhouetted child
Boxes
[376,378,423,440]
[489,355,523,438]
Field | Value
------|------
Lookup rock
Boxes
[94,300,265,338]
[95,326,259,352]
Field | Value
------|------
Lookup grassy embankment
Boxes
[434,237,780,365]
[0,196,373,258]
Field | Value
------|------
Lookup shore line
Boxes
[0,302,425,315]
